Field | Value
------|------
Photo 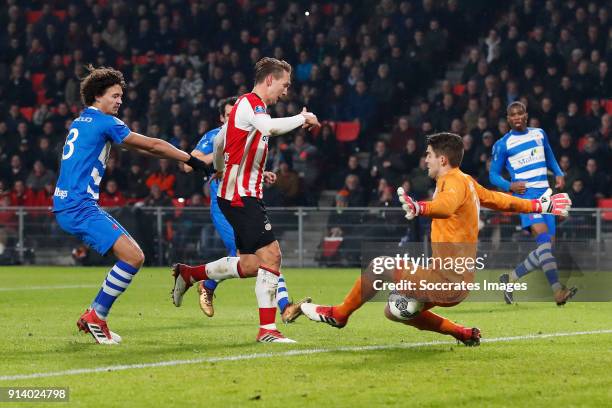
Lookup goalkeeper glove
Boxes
[531,188,572,217]
[397,187,422,220]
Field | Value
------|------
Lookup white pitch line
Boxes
[0,284,99,292]
[1,329,610,381]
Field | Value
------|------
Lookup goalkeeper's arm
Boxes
[398,181,572,220]
[472,178,571,216]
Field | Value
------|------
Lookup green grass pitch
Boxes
[0,266,611,407]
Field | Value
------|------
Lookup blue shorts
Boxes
[519,213,556,235]
[55,203,131,255]
[210,180,237,256]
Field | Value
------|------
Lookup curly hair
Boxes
[80,65,126,106]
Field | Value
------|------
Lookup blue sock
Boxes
[511,249,540,280]
[91,260,139,319]
[276,274,289,314]
[204,279,218,291]
[534,233,562,291]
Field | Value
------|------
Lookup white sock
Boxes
[205,257,242,281]
[255,268,279,330]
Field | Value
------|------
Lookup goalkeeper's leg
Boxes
[384,302,481,346]
[301,257,417,328]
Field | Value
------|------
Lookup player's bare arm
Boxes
[122,132,208,171]
[251,109,319,137]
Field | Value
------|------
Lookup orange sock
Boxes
[404,310,465,340]
[335,276,377,318]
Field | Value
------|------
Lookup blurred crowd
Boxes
[0,0,609,214]
[1,0,498,208]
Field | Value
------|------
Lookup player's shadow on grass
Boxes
[313,347,461,370]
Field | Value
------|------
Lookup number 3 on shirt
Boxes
[62,128,79,160]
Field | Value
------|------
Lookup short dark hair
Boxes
[426,132,464,167]
[507,101,526,114]
[80,65,126,106]
[254,57,291,84]
[218,96,238,115]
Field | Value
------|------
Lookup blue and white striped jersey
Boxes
[52,107,131,212]
[489,127,563,199]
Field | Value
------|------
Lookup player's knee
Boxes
[259,243,281,270]
[270,248,282,268]
[126,247,145,268]
[238,255,259,277]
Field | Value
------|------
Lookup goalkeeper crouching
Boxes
[301,132,573,346]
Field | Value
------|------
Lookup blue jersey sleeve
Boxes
[105,116,131,144]
[542,130,564,177]
[489,139,511,192]
[195,128,220,155]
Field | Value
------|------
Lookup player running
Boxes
[53,66,209,345]
[182,97,309,321]
[490,102,577,305]
[172,57,320,343]
[300,133,572,346]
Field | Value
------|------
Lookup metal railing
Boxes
[0,206,610,267]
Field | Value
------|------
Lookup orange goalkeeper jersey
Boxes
[419,167,533,244]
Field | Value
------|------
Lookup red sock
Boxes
[259,307,276,330]
[183,264,207,282]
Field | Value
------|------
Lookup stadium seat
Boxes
[19,107,34,122]
[37,90,51,105]
[577,136,588,152]
[322,4,334,15]
[453,84,465,96]
[31,73,46,92]
[321,236,343,258]
[335,121,360,142]
[54,10,66,21]
[132,55,148,65]
[598,198,612,221]
[25,11,42,24]
[155,54,171,65]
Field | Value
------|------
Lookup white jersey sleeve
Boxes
[213,123,226,172]
[234,98,305,136]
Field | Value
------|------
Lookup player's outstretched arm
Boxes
[122,132,209,171]
[473,178,572,216]
[251,107,320,137]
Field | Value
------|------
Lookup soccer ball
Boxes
[388,291,423,320]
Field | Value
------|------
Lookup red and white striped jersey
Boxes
[218,93,269,206]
